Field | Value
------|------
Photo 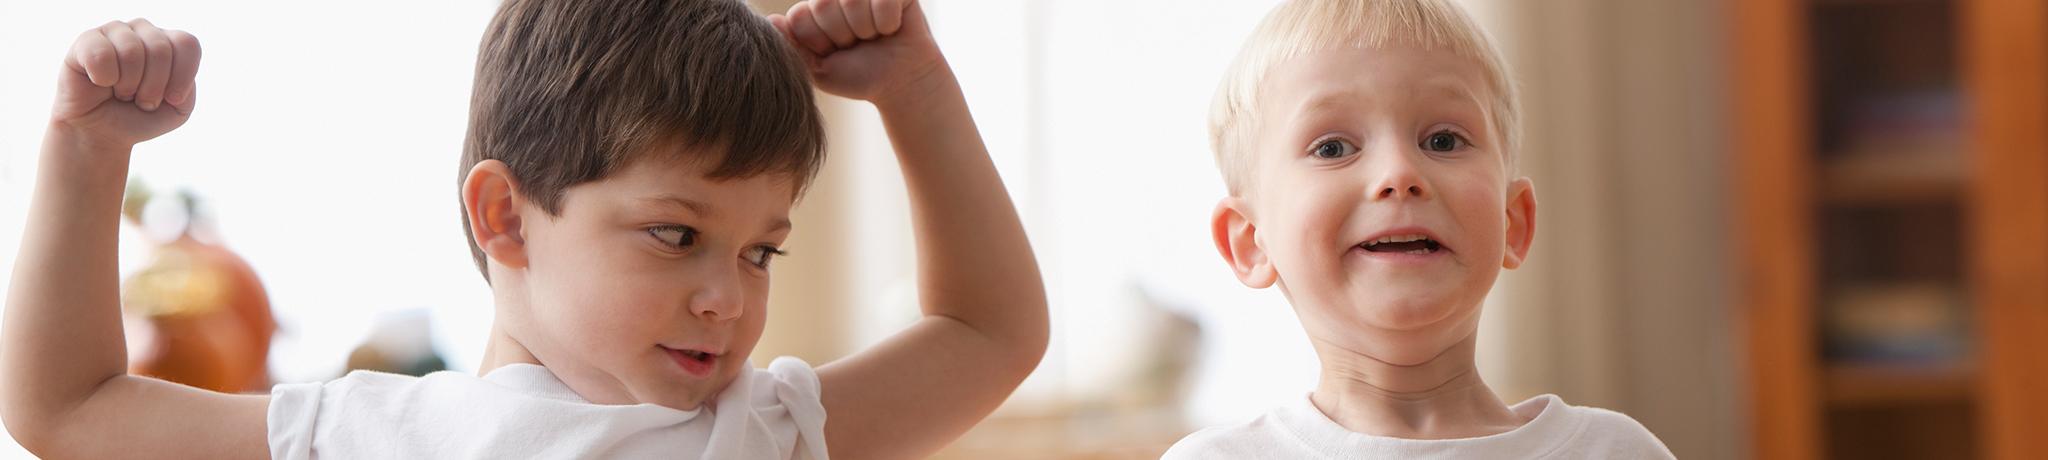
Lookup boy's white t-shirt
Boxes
[267,356,827,459]
[1162,393,1673,459]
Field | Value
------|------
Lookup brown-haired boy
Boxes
[0,0,1046,458]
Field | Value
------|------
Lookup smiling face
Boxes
[487,152,797,410]
[1214,42,1535,365]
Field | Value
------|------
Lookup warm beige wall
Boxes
[747,0,863,365]
[740,7,919,365]
[1474,0,1740,458]
[1600,2,1741,458]
[752,96,860,365]
[748,0,797,15]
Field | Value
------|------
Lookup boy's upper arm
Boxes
[40,375,271,459]
[815,316,1037,460]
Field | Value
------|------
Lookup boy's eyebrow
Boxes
[640,194,715,217]
[1293,90,1362,120]
[1290,79,1487,125]
[638,194,793,233]
[1412,77,1488,112]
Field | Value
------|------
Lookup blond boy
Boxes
[2,0,1045,458]
[1165,1,1672,457]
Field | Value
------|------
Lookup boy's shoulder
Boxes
[1162,394,1675,460]
[266,358,828,459]
[1159,394,1325,460]
[1162,415,1304,459]
[1541,398,1673,459]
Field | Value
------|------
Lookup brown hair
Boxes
[458,0,826,282]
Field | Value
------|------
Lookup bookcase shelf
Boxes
[1732,0,2048,458]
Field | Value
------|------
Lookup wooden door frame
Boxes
[1963,1,2048,458]
[1730,0,1822,458]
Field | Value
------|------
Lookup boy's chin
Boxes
[1309,305,1479,367]
[1339,291,1470,332]
[644,388,714,412]
[634,376,731,412]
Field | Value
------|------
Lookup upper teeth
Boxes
[1371,234,1429,245]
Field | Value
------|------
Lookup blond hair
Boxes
[1209,0,1518,195]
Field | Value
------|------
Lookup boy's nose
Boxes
[1369,152,1431,201]
[687,266,745,322]
[1378,184,1426,199]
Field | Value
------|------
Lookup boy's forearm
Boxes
[2,124,135,428]
[872,64,1050,357]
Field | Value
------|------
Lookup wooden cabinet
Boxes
[1732,0,2048,458]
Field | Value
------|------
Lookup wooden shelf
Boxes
[1823,361,1974,407]
[1811,0,1948,8]
[1817,148,1965,206]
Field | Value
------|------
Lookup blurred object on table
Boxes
[345,308,447,377]
[120,182,277,393]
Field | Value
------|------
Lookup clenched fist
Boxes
[768,0,946,109]
[52,19,201,147]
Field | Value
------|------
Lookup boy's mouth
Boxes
[661,345,721,377]
[1359,233,1444,254]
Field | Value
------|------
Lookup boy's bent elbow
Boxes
[1010,327,1049,382]
[1017,308,1051,365]
[0,375,58,454]
[0,373,124,457]
[2,397,62,458]
[994,299,1051,383]
[940,298,1048,385]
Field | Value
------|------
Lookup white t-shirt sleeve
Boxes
[267,380,321,460]
[266,370,423,460]
[767,356,829,460]
[705,356,831,459]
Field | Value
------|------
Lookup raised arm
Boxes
[1,19,268,458]
[768,1,1049,458]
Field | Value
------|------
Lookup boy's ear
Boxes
[1502,177,1537,269]
[1212,197,1278,288]
[464,160,530,270]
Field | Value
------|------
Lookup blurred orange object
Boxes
[120,188,275,393]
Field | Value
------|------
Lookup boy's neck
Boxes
[1306,334,1526,440]
[478,322,542,375]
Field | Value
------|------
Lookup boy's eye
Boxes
[1422,130,1466,152]
[744,245,786,270]
[1309,138,1356,160]
[649,225,698,249]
